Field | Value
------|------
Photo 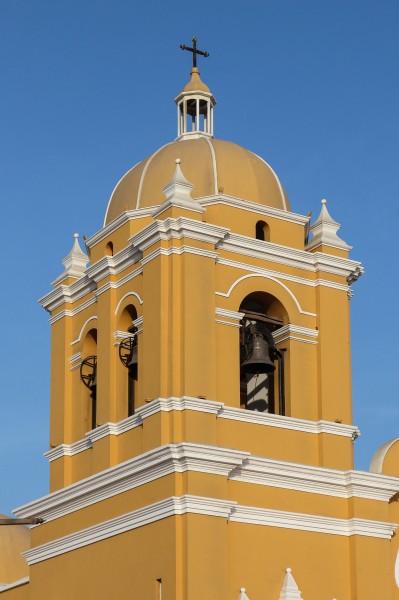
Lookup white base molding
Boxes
[22,494,397,566]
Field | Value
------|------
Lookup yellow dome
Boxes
[0,516,30,586]
[104,137,290,225]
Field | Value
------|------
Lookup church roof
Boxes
[104,137,290,225]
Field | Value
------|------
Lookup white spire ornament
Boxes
[237,587,250,600]
[52,233,89,287]
[279,568,304,600]
[152,158,205,217]
[306,199,351,252]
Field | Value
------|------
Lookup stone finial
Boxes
[52,233,89,287]
[306,199,351,251]
[152,159,204,217]
[279,568,303,600]
[237,587,250,600]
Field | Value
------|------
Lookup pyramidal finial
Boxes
[306,199,351,251]
[237,587,250,600]
[279,568,303,600]
[152,159,204,217]
[52,233,89,287]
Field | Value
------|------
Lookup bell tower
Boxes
[7,50,399,600]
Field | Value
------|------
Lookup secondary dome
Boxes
[104,65,290,225]
[104,138,290,225]
[0,516,30,587]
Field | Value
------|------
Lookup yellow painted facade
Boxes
[2,66,399,600]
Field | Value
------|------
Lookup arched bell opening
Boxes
[239,292,287,415]
[105,241,114,256]
[256,220,270,242]
[118,305,138,418]
[80,329,98,431]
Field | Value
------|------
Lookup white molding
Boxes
[216,319,241,328]
[197,195,309,225]
[369,438,399,474]
[96,267,143,298]
[231,456,399,501]
[69,352,82,371]
[140,245,218,267]
[273,325,318,345]
[70,316,98,346]
[130,217,228,252]
[44,397,360,462]
[251,151,288,211]
[48,297,97,325]
[22,494,397,566]
[230,503,396,539]
[114,289,144,317]
[217,233,363,283]
[22,495,235,566]
[0,577,29,592]
[21,442,399,528]
[215,308,245,321]
[216,272,316,317]
[24,444,246,523]
[217,256,349,293]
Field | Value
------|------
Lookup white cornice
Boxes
[216,257,349,294]
[198,195,309,225]
[20,444,246,522]
[86,207,155,249]
[21,493,397,566]
[273,325,318,345]
[218,233,363,283]
[19,443,399,530]
[48,297,97,325]
[44,397,360,463]
[130,217,229,252]
[140,245,218,267]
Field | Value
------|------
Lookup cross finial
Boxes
[180,36,209,69]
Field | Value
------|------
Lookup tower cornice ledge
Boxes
[130,217,229,252]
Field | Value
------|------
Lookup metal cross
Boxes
[180,37,209,69]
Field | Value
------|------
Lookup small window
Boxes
[105,241,114,256]
[256,221,270,241]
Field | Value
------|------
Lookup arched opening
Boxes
[256,221,270,241]
[118,305,138,417]
[80,329,98,430]
[239,293,286,415]
[105,241,114,256]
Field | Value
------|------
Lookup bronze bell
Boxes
[241,333,275,374]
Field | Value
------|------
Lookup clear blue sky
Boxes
[0,0,397,516]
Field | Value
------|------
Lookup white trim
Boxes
[216,319,241,328]
[217,232,363,282]
[0,577,29,592]
[205,137,219,194]
[130,217,228,252]
[136,142,174,209]
[251,151,288,211]
[48,297,97,325]
[197,195,309,225]
[104,160,141,226]
[22,494,397,565]
[216,273,316,317]
[140,245,218,267]
[43,397,360,463]
[230,503,395,538]
[273,325,318,345]
[70,316,98,346]
[217,256,349,293]
[22,443,399,527]
[215,308,245,321]
[95,266,143,298]
[114,291,143,317]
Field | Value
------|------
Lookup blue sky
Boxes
[0,0,398,515]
